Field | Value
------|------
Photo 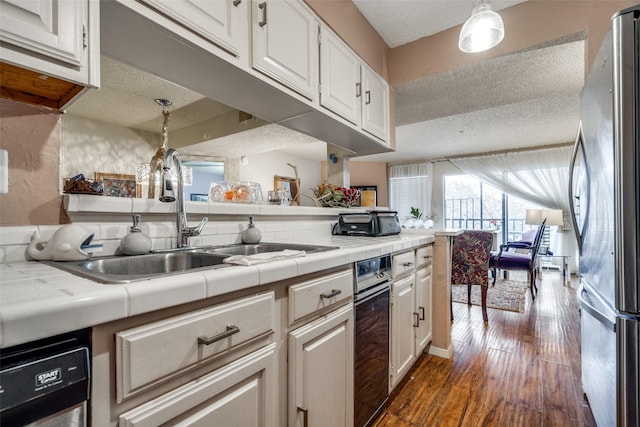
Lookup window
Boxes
[444,174,542,245]
[388,163,432,221]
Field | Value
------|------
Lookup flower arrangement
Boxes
[490,219,502,229]
[312,182,360,208]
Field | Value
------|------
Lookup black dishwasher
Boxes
[0,328,91,426]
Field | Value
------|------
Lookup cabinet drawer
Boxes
[415,245,433,269]
[116,291,275,401]
[289,269,353,324]
[119,344,277,427]
[393,251,415,278]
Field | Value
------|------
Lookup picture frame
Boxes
[95,172,137,198]
[274,175,299,205]
[353,185,377,207]
[190,193,208,202]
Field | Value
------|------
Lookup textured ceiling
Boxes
[353,0,527,48]
[68,1,584,163]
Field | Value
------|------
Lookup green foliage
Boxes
[410,207,423,219]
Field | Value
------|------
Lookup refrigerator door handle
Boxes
[578,283,616,332]
[568,122,585,255]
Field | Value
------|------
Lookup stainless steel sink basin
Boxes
[202,243,339,256]
[44,243,339,284]
[45,251,230,284]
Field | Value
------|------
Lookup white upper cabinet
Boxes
[361,64,390,142]
[0,0,98,87]
[140,0,248,58]
[319,29,360,125]
[319,26,390,144]
[252,0,318,100]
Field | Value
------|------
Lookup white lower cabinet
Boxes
[390,274,416,389]
[119,343,277,426]
[390,244,434,390]
[288,303,354,427]
[415,266,433,356]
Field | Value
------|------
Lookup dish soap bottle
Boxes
[120,214,152,255]
[242,216,262,244]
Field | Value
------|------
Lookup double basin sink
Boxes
[45,243,338,284]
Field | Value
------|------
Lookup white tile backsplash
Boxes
[0,217,338,263]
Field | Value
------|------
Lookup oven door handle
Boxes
[354,282,390,304]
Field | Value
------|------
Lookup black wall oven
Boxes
[354,255,391,427]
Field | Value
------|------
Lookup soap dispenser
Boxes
[120,215,152,255]
[242,216,262,244]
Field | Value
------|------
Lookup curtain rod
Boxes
[385,141,574,167]
[433,141,574,163]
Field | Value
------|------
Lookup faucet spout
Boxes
[160,148,208,248]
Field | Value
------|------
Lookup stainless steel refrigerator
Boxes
[569,5,639,427]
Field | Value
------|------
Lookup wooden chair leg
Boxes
[481,285,488,322]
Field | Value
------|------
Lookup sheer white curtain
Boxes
[449,145,572,213]
[450,145,576,269]
[389,162,433,220]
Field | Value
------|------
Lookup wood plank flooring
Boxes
[372,271,595,427]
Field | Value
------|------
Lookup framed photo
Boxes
[274,175,299,205]
[353,185,377,207]
[95,172,137,198]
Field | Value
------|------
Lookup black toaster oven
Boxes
[332,211,401,236]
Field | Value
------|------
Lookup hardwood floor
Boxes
[372,271,595,427]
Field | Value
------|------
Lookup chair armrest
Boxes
[501,242,534,251]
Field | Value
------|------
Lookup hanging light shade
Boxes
[458,3,504,53]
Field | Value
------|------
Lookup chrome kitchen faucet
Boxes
[160,148,208,248]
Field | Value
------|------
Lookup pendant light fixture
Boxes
[458,1,504,53]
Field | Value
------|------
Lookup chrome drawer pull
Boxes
[233,0,241,6]
[320,289,341,299]
[413,312,420,327]
[419,306,425,320]
[297,406,309,427]
[258,2,267,27]
[402,262,414,267]
[198,325,240,345]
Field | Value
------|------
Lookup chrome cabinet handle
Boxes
[258,2,267,27]
[413,312,420,327]
[233,0,241,6]
[365,90,371,104]
[355,82,361,97]
[198,325,240,345]
[402,262,414,267]
[419,306,425,320]
[320,289,341,299]
[297,406,309,427]
[423,255,432,259]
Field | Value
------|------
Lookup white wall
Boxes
[62,115,157,180]
[238,150,322,207]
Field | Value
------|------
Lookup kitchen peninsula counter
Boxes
[0,231,450,349]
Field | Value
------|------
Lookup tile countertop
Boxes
[0,231,439,349]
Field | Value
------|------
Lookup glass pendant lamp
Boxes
[458,2,504,53]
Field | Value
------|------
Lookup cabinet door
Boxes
[289,304,354,427]
[361,65,390,142]
[390,274,416,389]
[140,0,247,57]
[119,344,277,427]
[252,0,318,100]
[319,28,360,125]
[0,0,85,68]
[415,266,432,356]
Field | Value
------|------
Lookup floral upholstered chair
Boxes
[451,230,494,322]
